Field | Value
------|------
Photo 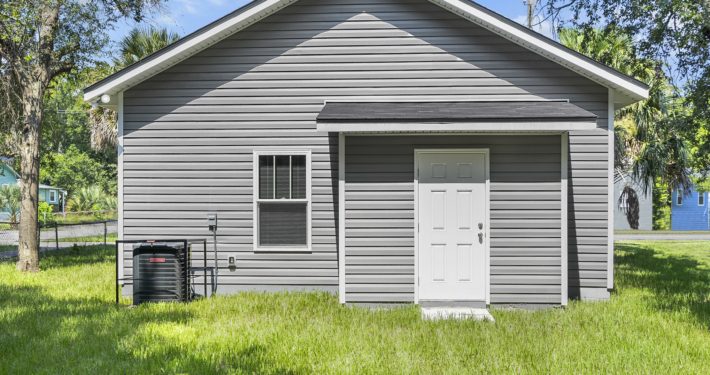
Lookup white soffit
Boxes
[85,0,649,106]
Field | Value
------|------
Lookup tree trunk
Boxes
[16,81,43,272]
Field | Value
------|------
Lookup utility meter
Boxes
[207,213,218,232]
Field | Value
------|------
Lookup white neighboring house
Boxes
[614,179,653,231]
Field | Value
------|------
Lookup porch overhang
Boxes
[317,101,599,133]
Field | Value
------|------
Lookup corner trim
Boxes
[607,89,615,290]
[117,91,124,281]
[561,132,569,305]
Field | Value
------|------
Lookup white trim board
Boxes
[561,132,569,305]
[117,92,125,282]
[413,148,491,305]
[607,89,615,290]
[317,121,598,133]
[252,149,313,253]
[338,133,346,304]
[84,0,648,107]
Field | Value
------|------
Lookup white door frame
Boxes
[414,148,491,305]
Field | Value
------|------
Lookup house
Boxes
[671,187,709,231]
[0,162,67,216]
[614,179,652,231]
[85,0,648,307]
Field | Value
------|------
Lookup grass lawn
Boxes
[615,229,710,235]
[55,233,118,244]
[1,242,709,374]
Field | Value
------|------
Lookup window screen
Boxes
[258,203,308,247]
[700,194,705,206]
[677,195,683,205]
[256,154,309,248]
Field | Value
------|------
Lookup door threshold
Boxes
[421,307,494,322]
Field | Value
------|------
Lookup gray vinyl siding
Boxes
[120,0,609,300]
[345,135,563,304]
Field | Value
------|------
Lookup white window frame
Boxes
[699,193,705,207]
[677,194,683,206]
[48,190,57,203]
[252,150,312,252]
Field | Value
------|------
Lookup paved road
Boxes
[616,232,710,241]
[0,221,117,245]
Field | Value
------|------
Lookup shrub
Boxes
[100,195,117,212]
[67,186,104,212]
[38,202,54,225]
[0,185,21,224]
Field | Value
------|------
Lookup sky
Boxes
[110,0,553,48]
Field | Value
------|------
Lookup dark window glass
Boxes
[275,155,291,199]
[258,202,308,247]
[259,155,307,200]
[291,155,306,199]
[259,155,274,199]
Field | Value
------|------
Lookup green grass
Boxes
[1,242,709,374]
[616,230,710,235]
[57,233,118,243]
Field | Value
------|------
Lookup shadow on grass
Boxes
[0,247,299,374]
[615,243,710,329]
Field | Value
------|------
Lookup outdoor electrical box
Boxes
[207,213,218,232]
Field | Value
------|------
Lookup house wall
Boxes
[344,135,562,305]
[0,164,18,187]
[671,190,710,231]
[0,165,18,219]
[119,0,611,300]
[614,180,653,231]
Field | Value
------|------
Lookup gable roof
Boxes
[85,0,649,107]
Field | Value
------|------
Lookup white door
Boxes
[417,151,487,301]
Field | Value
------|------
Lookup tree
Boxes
[40,144,114,196]
[559,27,694,229]
[90,27,179,151]
[114,26,179,67]
[0,185,21,224]
[538,0,710,167]
[0,0,163,272]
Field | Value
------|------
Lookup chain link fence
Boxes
[1,220,117,259]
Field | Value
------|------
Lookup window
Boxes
[677,194,683,206]
[254,151,311,250]
[48,190,57,203]
[700,194,705,207]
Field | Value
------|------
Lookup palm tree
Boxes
[0,185,21,224]
[113,27,180,67]
[67,186,105,213]
[560,27,693,228]
[90,27,180,150]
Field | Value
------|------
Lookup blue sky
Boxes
[111,0,552,47]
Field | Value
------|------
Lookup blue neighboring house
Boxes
[671,187,710,231]
[1,161,67,219]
